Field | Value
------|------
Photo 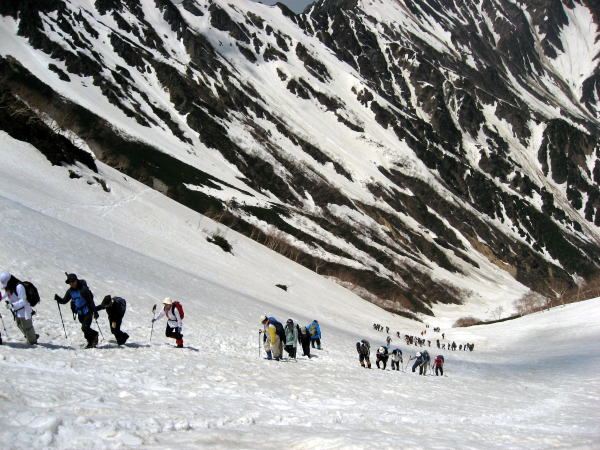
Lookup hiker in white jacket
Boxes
[152,297,183,347]
[1,272,38,345]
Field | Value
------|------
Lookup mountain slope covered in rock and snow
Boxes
[1,134,600,449]
[0,0,599,318]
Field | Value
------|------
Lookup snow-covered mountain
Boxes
[1,133,599,448]
[1,0,599,318]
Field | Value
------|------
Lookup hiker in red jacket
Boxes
[434,355,445,376]
[153,297,184,348]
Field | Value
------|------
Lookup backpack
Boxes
[172,301,184,320]
[273,320,285,342]
[309,322,317,336]
[113,297,126,315]
[21,281,40,307]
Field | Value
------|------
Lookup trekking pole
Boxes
[258,329,262,358]
[0,313,8,339]
[95,316,105,342]
[56,301,68,339]
[149,304,156,342]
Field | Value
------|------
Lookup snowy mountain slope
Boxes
[1,135,599,448]
[0,0,599,318]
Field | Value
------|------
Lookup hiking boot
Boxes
[118,333,129,346]
[86,334,98,349]
[176,343,183,348]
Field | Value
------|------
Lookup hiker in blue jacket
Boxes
[55,273,99,348]
[307,319,321,350]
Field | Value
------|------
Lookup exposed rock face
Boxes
[0,0,599,317]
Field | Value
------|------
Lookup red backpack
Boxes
[434,356,444,367]
[172,301,184,320]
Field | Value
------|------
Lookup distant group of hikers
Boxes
[259,315,321,360]
[375,322,476,353]
[356,341,446,376]
[0,271,185,349]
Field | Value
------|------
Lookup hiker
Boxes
[96,295,129,345]
[55,273,99,348]
[421,351,431,375]
[298,324,311,358]
[260,315,284,360]
[153,297,184,348]
[411,351,428,375]
[391,348,402,371]
[0,272,38,345]
[376,346,389,370]
[356,339,371,368]
[307,319,321,349]
[284,318,298,359]
[386,335,392,346]
[434,354,445,376]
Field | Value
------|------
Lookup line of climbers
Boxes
[356,340,446,376]
[374,322,476,355]
[1,269,468,371]
[0,271,185,349]
[259,315,321,361]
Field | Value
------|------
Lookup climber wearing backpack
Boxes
[153,297,184,348]
[376,346,389,370]
[356,339,371,368]
[297,324,311,358]
[260,315,285,360]
[307,319,321,349]
[96,295,129,345]
[284,318,298,359]
[434,354,445,376]
[55,273,99,348]
[410,352,425,374]
[0,271,38,345]
[420,350,431,375]
[390,348,403,371]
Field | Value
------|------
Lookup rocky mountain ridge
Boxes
[0,0,599,318]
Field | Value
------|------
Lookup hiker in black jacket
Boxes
[96,295,129,345]
[54,273,99,348]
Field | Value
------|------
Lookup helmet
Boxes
[260,314,268,324]
[163,297,173,305]
[0,272,10,288]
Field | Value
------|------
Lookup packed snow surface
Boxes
[1,135,599,449]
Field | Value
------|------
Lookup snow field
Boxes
[1,134,599,448]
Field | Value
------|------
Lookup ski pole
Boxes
[149,304,156,342]
[0,313,8,339]
[94,316,105,342]
[56,301,68,339]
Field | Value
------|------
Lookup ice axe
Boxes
[149,304,157,342]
